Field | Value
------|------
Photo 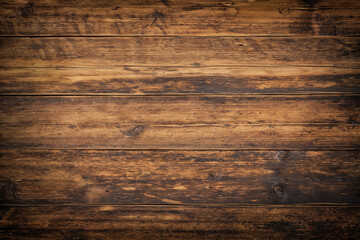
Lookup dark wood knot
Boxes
[221,2,234,7]
[124,125,145,137]
[208,173,225,179]
[276,150,289,161]
[1,181,18,202]
[161,0,170,7]
[272,184,284,198]
[21,3,34,17]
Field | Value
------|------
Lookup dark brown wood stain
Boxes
[0,0,359,239]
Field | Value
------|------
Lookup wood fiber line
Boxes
[0,37,359,68]
[0,0,359,36]
[0,150,359,204]
[0,67,359,95]
[0,95,359,149]
[0,205,359,239]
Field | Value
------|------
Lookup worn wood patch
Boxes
[0,37,359,68]
[1,67,359,95]
[0,150,359,204]
[0,95,359,149]
[0,0,359,36]
[0,205,359,239]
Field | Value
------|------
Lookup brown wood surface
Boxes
[1,67,359,95]
[1,0,359,238]
[1,95,359,150]
[0,0,359,36]
[1,205,359,239]
[0,37,359,68]
[0,150,359,204]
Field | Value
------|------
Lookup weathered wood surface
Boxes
[0,0,359,239]
[0,150,359,204]
[1,205,359,239]
[0,0,359,36]
[0,37,359,68]
[0,96,359,149]
[1,67,359,95]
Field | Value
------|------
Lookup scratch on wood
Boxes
[1,208,15,221]
[144,193,182,204]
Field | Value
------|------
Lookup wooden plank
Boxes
[0,37,359,68]
[0,0,359,36]
[1,67,359,95]
[0,205,359,239]
[0,150,359,204]
[0,95,359,149]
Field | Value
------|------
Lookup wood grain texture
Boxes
[0,150,359,204]
[0,37,359,68]
[0,0,359,36]
[1,67,359,95]
[1,205,359,239]
[0,95,359,149]
[1,0,359,238]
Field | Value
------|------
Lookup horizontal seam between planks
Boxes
[1,149,359,152]
[0,35,360,38]
[1,93,360,97]
[4,123,358,126]
[0,93,359,96]
[1,203,360,208]
[1,148,359,151]
[1,65,359,69]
